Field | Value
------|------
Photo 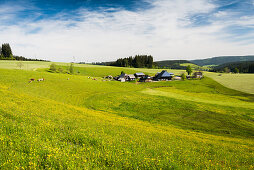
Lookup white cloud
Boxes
[213,11,228,18]
[0,0,253,62]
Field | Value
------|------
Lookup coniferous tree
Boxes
[1,43,13,59]
[186,65,192,75]
[147,55,153,68]
[110,55,154,68]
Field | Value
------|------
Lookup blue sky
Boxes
[0,0,254,62]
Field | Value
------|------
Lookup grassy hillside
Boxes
[0,61,253,169]
[206,72,254,94]
[0,60,185,76]
[191,55,254,66]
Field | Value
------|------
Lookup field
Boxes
[0,61,253,169]
[206,72,254,94]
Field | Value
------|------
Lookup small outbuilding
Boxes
[139,75,153,82]
[193,72,203,78]
[154,70,174,81]
[134,72,146,78]
[126,74,136,81]
[105,75,113,79]
[173,76,182,80]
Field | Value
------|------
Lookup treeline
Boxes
[0,43,48,61]
[110,55,154,68]
[13,56,48,61]
[211,61,254,73]
[91,62,113,66]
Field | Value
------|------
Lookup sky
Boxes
[0,0,254,62]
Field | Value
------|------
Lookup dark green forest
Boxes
[211,61,254,73]
[110,55,154,68]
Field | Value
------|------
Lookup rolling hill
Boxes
[0,61,253,169]
[190,55,254,66]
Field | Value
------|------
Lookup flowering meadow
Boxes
[0,62,253,169]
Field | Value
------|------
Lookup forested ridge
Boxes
[110,55,154,68]
[211,61,254,73]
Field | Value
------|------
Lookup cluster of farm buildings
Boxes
[107,70,203,82]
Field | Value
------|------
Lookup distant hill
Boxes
[155,60,191,69]
[212,61,254,73]
[190,56,254,66]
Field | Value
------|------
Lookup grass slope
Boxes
[206,72,254,94]
[0,62,253,169]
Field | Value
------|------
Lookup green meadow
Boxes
[0,61,253,169]
[206,72,254,94]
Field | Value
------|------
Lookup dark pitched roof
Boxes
[119,73,127,78]
[156,70,174,79]
[155,70,174,80]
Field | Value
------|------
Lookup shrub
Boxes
[49,64,57,72]
[69,63,74,74]
[181,73,186,80]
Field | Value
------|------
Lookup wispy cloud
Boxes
[0,0,253,62]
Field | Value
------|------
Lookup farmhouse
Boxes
[193,72,203,78]
[134,72,146,78]
[139,75,153,82]
[114,72,136,82]
[154,70,174,81]
[114,73,126,82]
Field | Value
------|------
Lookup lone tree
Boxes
[69,63,74,74]
[186,65,192,75]
[1,43,13,59]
